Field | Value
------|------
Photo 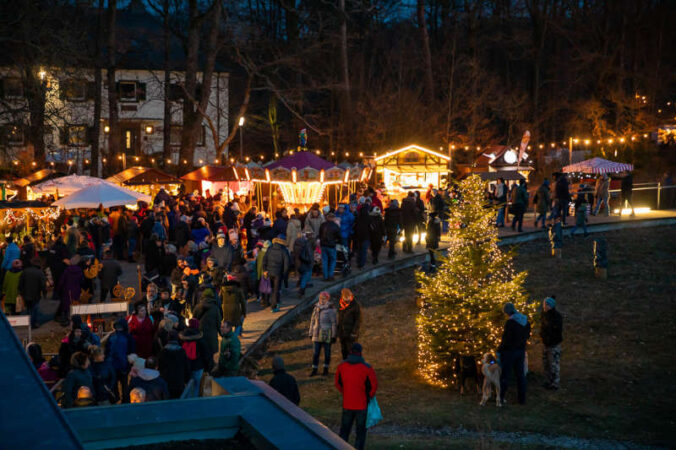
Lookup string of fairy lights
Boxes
[416,175,536,387]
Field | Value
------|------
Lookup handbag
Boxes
[259,276,272,294]
[366,396,383,428]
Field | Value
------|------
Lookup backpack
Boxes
[182,341,198,361]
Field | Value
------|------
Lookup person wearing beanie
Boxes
[158,329,191,399]
[308,291,337,377]
[498,302,532,405]
[269,356,300,405]
[335,342,378,450]
[540,296,563,390]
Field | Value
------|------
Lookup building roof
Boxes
[479,145,532,168]
[266,152,336,171]
[12,169,63,188]
[181,165,246,182]
[107,166,179,185]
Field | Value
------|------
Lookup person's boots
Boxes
[310,367,318,377]
[322,366,329,376]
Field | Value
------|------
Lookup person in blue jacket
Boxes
[336,204,354,248]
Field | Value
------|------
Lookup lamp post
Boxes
[238,116,245,161]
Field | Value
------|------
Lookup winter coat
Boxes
[180,328,213,372]
[99,259,122,290]
[57,264,83,307]
[621,173,633,194]
[309,303,338,342]
[426,216,441,250]
[193,289,222,356]
[384,205,403,235]
[262,238,290,278]
[221,281,247,327]
[57,333,89,378]
[1,242,20,270]
[19,265,46,306]
[127,314,155,358]
[175,221,191,248]
[335,354,378,410]
[338,300,362,339]
[2,268,22,306]
[191,225,211,245]
[128,368,169,402]
[498,313,531,353]
[318,220,341,248]
[354,208,372,243]
[269,369,300,405]
[62,361,94,408]
[401,196,418,228]
[256,246,268,280]
[303,212,324,237]
[515,184,529,207]
[369,211,385,244]
[555,176,571,203]
[216,330,241,376]
[285,218,302,251]
[144,242,165,274]
[536,184,551,215]
[272,218,288,238]
[293,237,314,274]
[105,322,135,373]
[158,342,191,398]
[540,308,563,347]
[337,210,355,240]
[595,177,610,198]
[90,359,116,403]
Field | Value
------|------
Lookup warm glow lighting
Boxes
[330,152,335,156]
[345,152,349,157]
[631,137,636,141]
[166,159,172,164]
[245,156,250,161]
[359,152,363,157]
[584,140,590,145]
[608,139,614,144]
[374,144,450,162]
[214,159,219,164]
[104,125,110,133]
[315,150,321,155]
[238,116,245,127]
[151,158,155,163]
[464,146,469,150]
[134,156,139,161]
[539,144,544,149]
[643,134,648,138]
[145,125,154,134]
[573,139,579,144]
[613,207,650,215]
[292,169,297,183]
[102,158,107,163]
[230,158,234,163]
[118,155,122,160]
[550,143,555,148]
[260,155,264,160]
[199,159,203,164]
[619,137,625,143]
[343,169,350,183]
[503,150,517,164]
[31,161,36,166]
[597,140,601,144]
[38,70,46,80]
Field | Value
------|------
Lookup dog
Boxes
[480,352,502,406]
[453,355,480,395]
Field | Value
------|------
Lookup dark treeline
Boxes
[1,0,674,170]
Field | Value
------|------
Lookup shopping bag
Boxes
[259,276,272,294]
[366,396,383,428]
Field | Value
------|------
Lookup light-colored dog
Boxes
[480,352,502,407]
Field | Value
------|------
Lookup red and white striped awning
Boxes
[562,157,633,174]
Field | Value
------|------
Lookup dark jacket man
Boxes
[62,352,94,408]
[540,306,563,347]
[498,303,531,405]
[192,288,223,356]
[318,219,341,248]
[220,280,247,327]
[158,331,191,398]
[269,356,300,405]
[401,194,418,228]
[99,256,122,301]
[262,238,290,278]
[338,296,362,360]
[128,358,170,402]
[19,260,46,308]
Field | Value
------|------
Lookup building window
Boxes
[62,79,87,102]
[118,81,137,102]
[3,78,23,99]
[67,125,88,146]
[169,125,205,147]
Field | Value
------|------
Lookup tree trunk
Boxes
[24,69,46,164]
[339,0,352,144]
[417,0,434,103]
[180,0,201,168]
[106,0,119,176]
[91,0,104,177]
[163,0,172,166]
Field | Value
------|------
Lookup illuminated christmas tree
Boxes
[416,175,535,387]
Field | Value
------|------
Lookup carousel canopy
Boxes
[107,167,179,186]
[32,174,105,197]
[12,169,63,188]
[53,183,151,209]
[181,165,246,182]
[474,171,525,181]
[562,157,633,174]
[266,151,336,171]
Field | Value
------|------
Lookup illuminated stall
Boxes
[374,145,450,199]
[180,165,251,200]
[106,167,180,197]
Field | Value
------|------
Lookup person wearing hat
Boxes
[180,318,212,397]
[335,343,378,450]
[128,301,155,359]
[540,297,563,390]
[269,356,300,405]
[336,204,355,250]
[497,302,532,405]
[18,256,47,328]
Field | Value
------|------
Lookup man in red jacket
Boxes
[334,343,378,450]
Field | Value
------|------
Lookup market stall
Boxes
[11,169,64,200]
[52,183,151,209]
[31,174,105,197]
[0,200,60,236]
[374,145,450,200]
[180,165,250,201]
[106,166,180,197]
[562,157,633,174]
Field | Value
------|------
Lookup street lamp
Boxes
[238,116,245,161]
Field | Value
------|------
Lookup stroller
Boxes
[335,244,351,277]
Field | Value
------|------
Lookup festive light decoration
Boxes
[416,175,536,387]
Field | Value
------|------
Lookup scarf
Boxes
[339,296,352,311]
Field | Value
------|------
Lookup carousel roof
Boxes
[181,165,246,182]
[107,167,179,186]
[266,151,336,171]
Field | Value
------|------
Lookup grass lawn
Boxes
[252,226,676,448]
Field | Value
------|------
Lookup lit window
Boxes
[68,125,88,146]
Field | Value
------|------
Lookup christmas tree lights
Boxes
[416,175,536,387]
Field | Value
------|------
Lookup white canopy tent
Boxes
[53,183,151,209]
[31,174,105,197]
